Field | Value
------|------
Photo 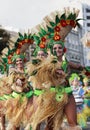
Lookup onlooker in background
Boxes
[69,73,84,107]
[83,77,90,95]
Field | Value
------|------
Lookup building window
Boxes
[85,59,87,64]
[87,16,90,19]
[72,44,74,48]
[76,56,80,60]
[86,8,90,12]
[87,23,90,27]
[75,45,78,50]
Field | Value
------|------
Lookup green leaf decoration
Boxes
[55,15,60,24]
[67,13,73,20]
[15,41,18,46]
[33,35,39,40]
[50,21,56,27]
[62,60,68,73]
[12,48,16,53]
[47,39,54,49]
[33,35,40,44]
[72,13,76,20]
[85,66,90,72]
[60,13,66,20]
[76,18,85,21]
[28,34,33,40]
[16,38,20,42]
[11,53,25,63]
[47,26,54,33]
[48,33,54,39]
[7,49,11,55]
[28,34,31,39]
[76,22,81,28]
[50,33,54,37]
[32,49,37,56]
[48,34,53,39]
[38,32,43,37]
[24,33,28,39]
[18,32,23,39]
[40,28,47,35]
[2,57,8,64]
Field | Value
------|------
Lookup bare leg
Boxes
[64,95,77,126]
[44,117,53,130]
[33,96,41,130]
[14,126,20,130]
[62,95,82,130]
[0,115,5,130]
[36,124,40,130]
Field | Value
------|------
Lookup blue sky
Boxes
[0,0,90,30]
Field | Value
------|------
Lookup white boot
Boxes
[61,125,82,130]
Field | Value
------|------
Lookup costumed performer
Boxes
[25,7,82,130]
[41,7,83,130]
[0,32,34,130]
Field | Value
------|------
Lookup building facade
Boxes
[82,4,90,66]
[64,27,84,66]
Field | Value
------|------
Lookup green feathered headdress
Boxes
[69,73,80,84]
[32,45,47,57]
[31,8,82,56]
[0,32,34,74]
[47,40,65,55]
[42,7,82,54]
[11,53,25,63]
[14,32,34,54]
